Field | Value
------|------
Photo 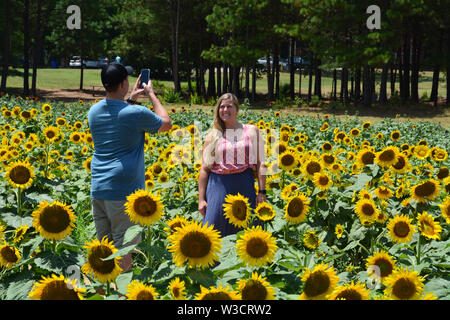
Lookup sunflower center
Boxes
[335,289,362,300]
[201,292,233,300]
[231,200,247,221]
[393,221,410,238]
[246,237,269,258]
[136,290,155,300]
[1,246,18,263]
[287,197,304,218]
[318,175,329,186]
[258,207,273,219]
[361,203,375,217]
[437,167,449,180]
[392,132,400,140]
[323,143,332,151]
[306,161,321,175]
[10,165,31,184]
[323,155,334,164]
[242,280,268,300]
[172,287,180,298]
[374,259,393,277]
[88,245,116,275]
[392,156,406,170]
[361,151,375,165]
[133,196,157,217]
[46,130,56,139]
[379,150,395,162]
[281,154,295,166]
[414,181,436,197]
[39,205,71,234]
[40,280,81,300]
[303,270,331,297]
[392,278,416,299]
[180,231,212,258]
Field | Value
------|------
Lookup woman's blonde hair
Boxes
[203,93,240,168]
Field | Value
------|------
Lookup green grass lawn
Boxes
[5,67,447,100]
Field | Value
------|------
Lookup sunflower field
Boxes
[0,94,449,301]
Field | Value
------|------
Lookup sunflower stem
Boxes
[416,235,422,265]
[106,281,111,296]
[16,188,23,216]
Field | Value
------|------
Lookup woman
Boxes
[198,93,267,236]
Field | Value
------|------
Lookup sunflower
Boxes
[356,149,376,167]
[390,130,401,141]
[437,166,449,180]
[237,272,276,300]
[320,122,329,131]
[13,225,28,244]
[431,147,448,162]
[327,281,370,300]
[56,117,67,126]
[413,145,429,160]
[362,121,371,130]
[374,186,393,200]
[5,160,35,189]
[168,277,187,300]
[43,126,60,143]
[125,189,165,226]
[168,221,222,269]
[42,103,52,113]
[410,179,440,203]
[32,200,76,241]
[417,212,442,240]
[83,157,92,173]
[313,172,332,191]
[283,193,311,224]
[29,274,85,300]
[236,226,277,267]
[195,284,240,300]
[335,224,344,239]
[0,243,21,268]
[391,153,410,173]
[440,197,450,223]
[303,158,323,179]
[384,267,425,300]
[278,150,297,171]
[321,142,333,152]
[387,214,416,244]
[126,280,159,300]
[375,146,399,167]
[354,199,379,223]
[81,236,123,283]
[164,215,190,235]
[298,263,340,300]
[255,202,276,222]
[366,250,396,284]
[223,193,252,228]
[303,230,321,250]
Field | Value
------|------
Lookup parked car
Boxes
[83,58,99,68]
[284,56,311,72]
[98,56,109,68]
[69,56,82,68]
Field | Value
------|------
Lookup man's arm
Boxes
[142,80,171,132]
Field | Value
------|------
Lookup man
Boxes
[88,62,171,271]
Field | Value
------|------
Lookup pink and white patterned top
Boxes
[210,124,257,174]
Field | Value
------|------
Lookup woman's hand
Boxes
[256,193,266,205]
[198,200,208,216]
[129,74,145,100]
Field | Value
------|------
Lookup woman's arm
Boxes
[253,126,267,204]
[198,134,213,216]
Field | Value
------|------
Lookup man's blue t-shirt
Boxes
[88,99,162,201]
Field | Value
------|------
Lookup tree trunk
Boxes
[1,0,12,93]
[274,50,280,99]
[266,51,274,102]
[400,33,410,101]
[314,58,321,98]
[379,63,388,104]
[447,27,450,107]
[430,30,443,106]
[354,67,361,105]
[170,0,181,92]
[390,62,397,98]
[340,68,349,104]
[251,62,256,103]
[363,65,371,107]
[23,0,30,96]
[31,0,43,97]
[223,63,228,94]
[307,52,313,101]
[216,62,221,97]
[410,26,421,103]
[207,64,215,99]
[289,37,295,100]
[332,69,337,100]
[233,66,240,97]
[245,66,250,99]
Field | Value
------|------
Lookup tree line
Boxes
[1,0,449,107]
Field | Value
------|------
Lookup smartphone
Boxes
[140,69,150,89]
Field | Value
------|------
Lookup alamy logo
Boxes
[66,5,81,30]
[366,5,381,30]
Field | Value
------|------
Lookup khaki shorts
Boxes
[91,198,141,249]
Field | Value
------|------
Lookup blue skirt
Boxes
[203,168,257,237]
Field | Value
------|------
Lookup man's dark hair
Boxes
[101,63,133,92]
